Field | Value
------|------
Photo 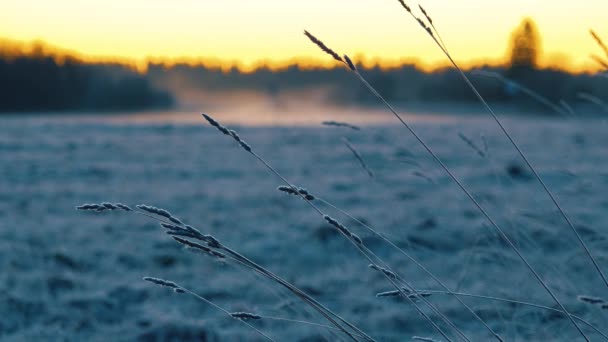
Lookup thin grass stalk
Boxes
[559,100,577,117]
[396,3,598,337]
[590,30,608,61]
[342,137,375,178]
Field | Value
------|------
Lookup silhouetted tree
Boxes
[508,18,541,70]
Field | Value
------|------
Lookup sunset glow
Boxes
[1,0,607,72]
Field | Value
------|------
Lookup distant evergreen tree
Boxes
[508,18,541,71]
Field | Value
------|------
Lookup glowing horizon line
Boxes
[0,36,603,75]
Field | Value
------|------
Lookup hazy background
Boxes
[0,1,607,118]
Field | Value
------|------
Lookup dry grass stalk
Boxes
[322,120,361,130]
[578,92,608,113]
[559,100,577,116]
[342,137,374,178]
[591,54,608,69]
[458,132,486,158]
[590,30,608,60]
[472,70,567,116]
[412,337,441,342]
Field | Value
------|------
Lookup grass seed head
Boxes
[304,30,343,63]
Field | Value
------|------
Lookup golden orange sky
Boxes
[1,0,607,72]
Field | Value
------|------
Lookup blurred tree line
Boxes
[0,41,173,113]
[1,18,606,114]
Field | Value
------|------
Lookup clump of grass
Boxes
[306,14,585,340]
[391,6,608,321]
[78,5,608,341]
[79,202,374,340]
[310,4,608,339]
[307,28,561,342]
[201,114,472,342]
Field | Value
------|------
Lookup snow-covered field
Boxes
[2,112,608,341]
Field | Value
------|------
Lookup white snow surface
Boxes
[2,113,608,341]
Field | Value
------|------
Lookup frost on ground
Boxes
[1,114,608,341]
